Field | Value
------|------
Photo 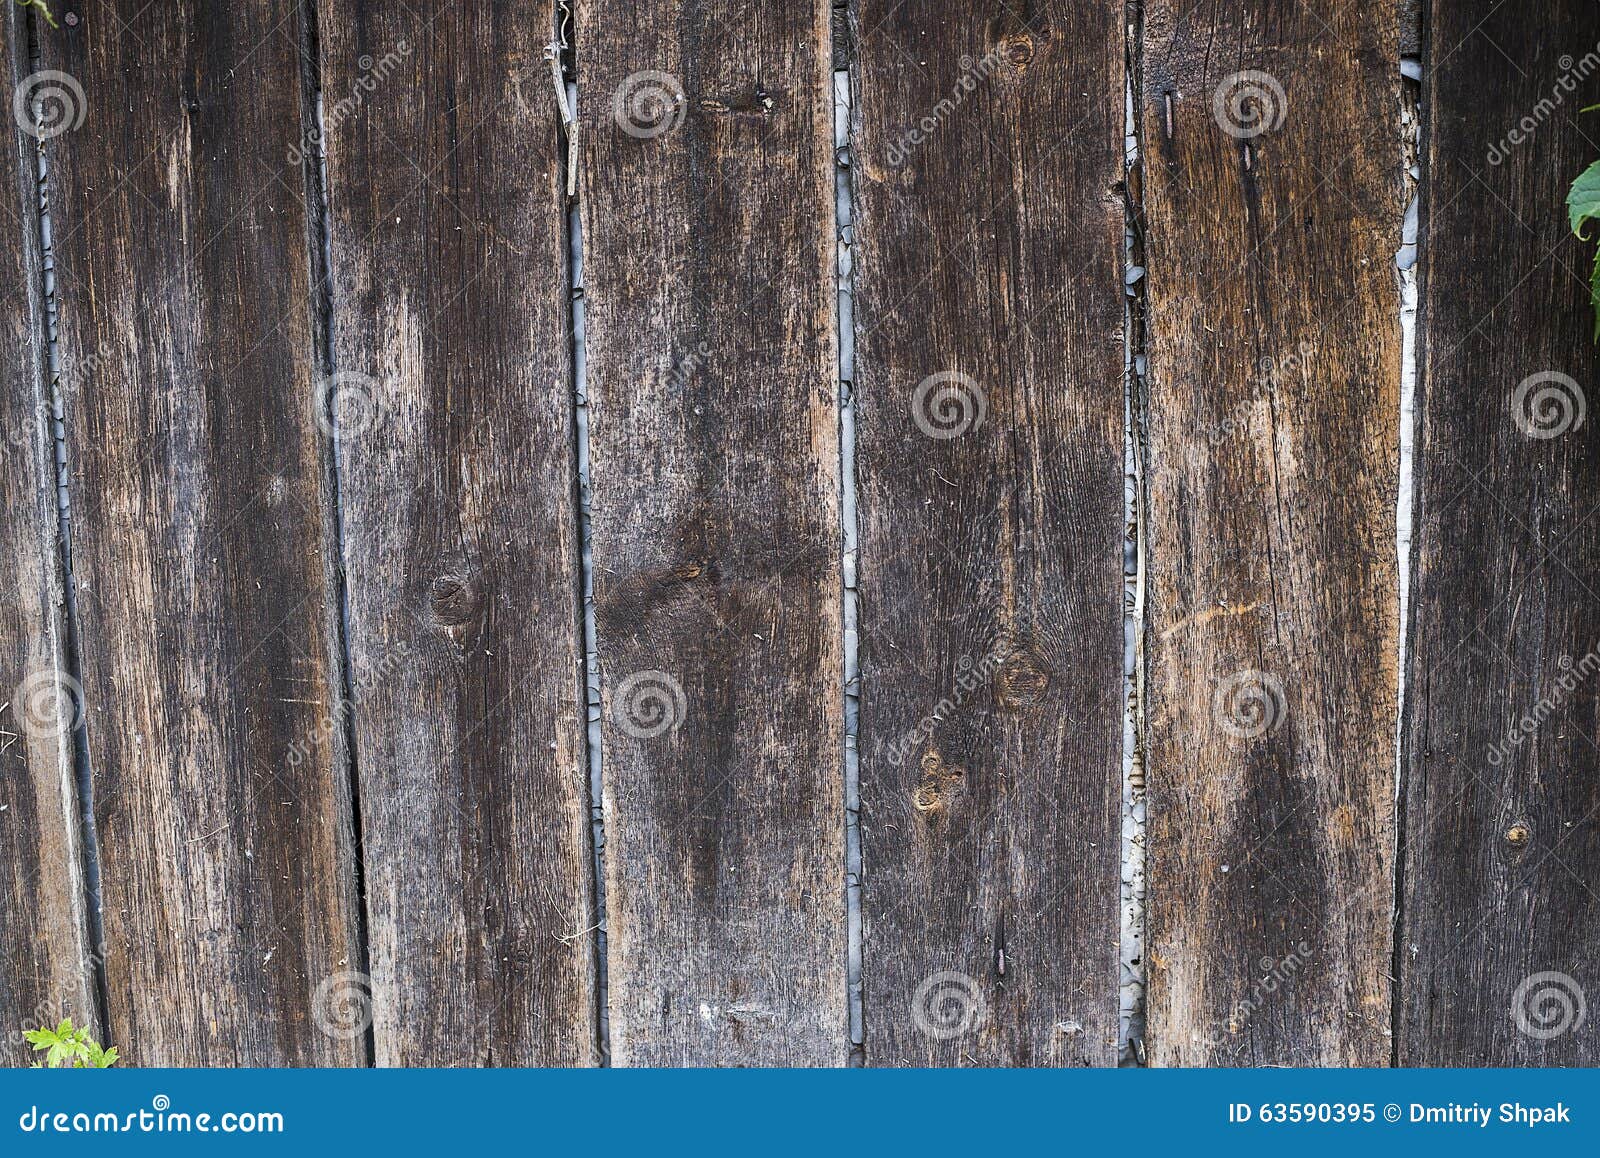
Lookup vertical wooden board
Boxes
[319,2,596,1065]
[1400,0,1600,1065]
[852,1,1126,1065]
[42,2,361,1064]
[0,5,93,1051]
[578,0,846,1065]
[1141,5,1401,1065]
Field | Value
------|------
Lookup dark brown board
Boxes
[852,0,1126,1065]
[0,1,93,1053]
[578,0,848,1065]
[318,1,597,1065]
[1399,0,1600,1065]
[1141,3,1401,1065]
[41,1,362,1063]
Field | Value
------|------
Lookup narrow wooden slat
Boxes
[578,0,846,1065]
[1141,6,1401,1064]
[0,4,92,1047]
[319,3,596,1064]
[1399,0,1600,1065]
[41,2,361,1063]
[852,1,1126,1065]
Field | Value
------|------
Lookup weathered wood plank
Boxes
[852,1,1126,1065]
[578,0,847,1065]
[1141,5,1402,1065]
[0,3,93,1053]
[41,1,361,1064]
[318,2,597,1065]
[1399,0,1600,1065]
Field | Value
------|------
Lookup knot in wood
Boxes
[429,572,482,630]
[995,647,1050,710]
[998,34,1035,72]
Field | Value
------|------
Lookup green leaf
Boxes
[1569,160,1600,239]
[20,1021,118,1068]
[1591,246,1600,343]
[12,0,58,29]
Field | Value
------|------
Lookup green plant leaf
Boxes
[20,1021,119,1068]
[1591,246,1600,343]
[1569,160,1600,238]
[1569,159,1600,341]
[13,0,58,29]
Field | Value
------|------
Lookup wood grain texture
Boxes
[852,0,1126,1065]
[1141,3,1401,1065]
[319,2,597,1065]
[0,3,93,1051]
[1399,0,1600,1065]
[578,0,847,1065]
[41,1,361,1063]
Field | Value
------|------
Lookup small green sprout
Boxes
[13,0,58,29]
[23,1019,118,1068]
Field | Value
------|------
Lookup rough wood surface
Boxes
[852,0,1126,1065]
[1399,0,1600,1065]
[578,0,847,1065]
[0,3,93,1050]
[41,1,361,1063]
[1141,3,1401,1065]
[319,2,597,1065]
